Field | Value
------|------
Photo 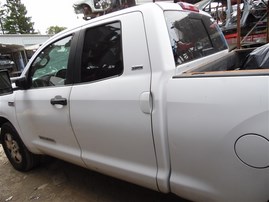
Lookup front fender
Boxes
[0,93,20,143]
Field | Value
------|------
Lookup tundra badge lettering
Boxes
[131,65,143,71]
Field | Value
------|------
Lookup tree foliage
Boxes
[3,0,35,34]
[0,2,5,34]
[46,26,67,35]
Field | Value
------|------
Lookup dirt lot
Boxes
[0,145,190,202]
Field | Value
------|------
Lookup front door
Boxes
[15,35,84,167]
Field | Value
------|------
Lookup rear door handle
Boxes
[50,95,67,106]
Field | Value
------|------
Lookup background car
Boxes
[0,55,15,71]
[195,0,268,48]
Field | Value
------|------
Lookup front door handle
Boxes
[50,95,67,106]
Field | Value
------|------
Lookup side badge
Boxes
[131,65,143,71]
[8,102,15,107]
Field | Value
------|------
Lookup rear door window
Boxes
[80,22,123,83]
[164,11,228,65]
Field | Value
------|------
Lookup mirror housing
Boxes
[0,70,13,95]
[15,76,29,90]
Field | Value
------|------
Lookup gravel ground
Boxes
[0,145,190,202]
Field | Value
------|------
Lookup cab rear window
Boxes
[164,11,228,65]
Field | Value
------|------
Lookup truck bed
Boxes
[179,46,269,78]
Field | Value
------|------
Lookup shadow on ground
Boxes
[0,145,191,202]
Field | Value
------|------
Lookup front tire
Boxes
[0,123,39,171]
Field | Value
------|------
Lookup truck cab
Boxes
[0,3,268,202]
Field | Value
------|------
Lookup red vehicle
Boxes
[196,0,268,47]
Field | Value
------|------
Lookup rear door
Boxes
[70,12,158,189]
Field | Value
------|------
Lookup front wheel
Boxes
[0,123,39,171]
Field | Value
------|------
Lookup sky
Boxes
[21,0,84,34]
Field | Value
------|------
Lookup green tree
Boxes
[3,0,35,34]
[46,26,67,35]
[0,2,5,34]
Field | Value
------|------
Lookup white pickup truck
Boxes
[0,2,268,202]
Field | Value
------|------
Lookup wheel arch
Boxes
[0,117,10,127]
[0,117,11,143]
[0,121,41,171]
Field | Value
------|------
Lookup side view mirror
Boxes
[0,70,13,95]
[15,76,29,90]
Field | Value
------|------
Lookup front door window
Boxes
[29,36,73,88]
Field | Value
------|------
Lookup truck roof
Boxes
[41,2,211,48]
[79,2,210,27]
